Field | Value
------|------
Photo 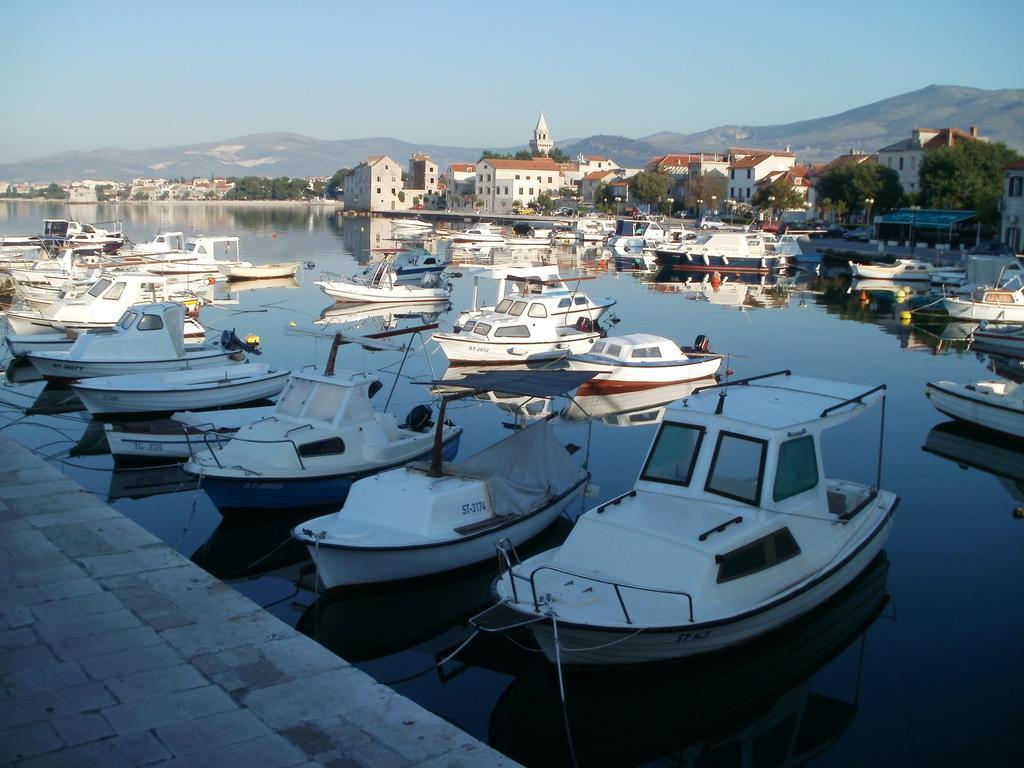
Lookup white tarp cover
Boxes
[441,419,585,518]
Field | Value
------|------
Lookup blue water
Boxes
[2,202,1020,766]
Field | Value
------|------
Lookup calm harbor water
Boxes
[2,201,1020,766]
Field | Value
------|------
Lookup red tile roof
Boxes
[922,127,984,149]
[583,170,617,181]
[449,163,476,172]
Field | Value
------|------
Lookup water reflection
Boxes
[107,462,199,501]
[561,378,716,425]
[191,511,312,580]
[923,422,1024,507]
[487,554,890,768]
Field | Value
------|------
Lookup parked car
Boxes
[843,226,874,242]
[700,217,725,230]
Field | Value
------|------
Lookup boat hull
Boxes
[26,350,243,382]
[925,382,1024,439]
[970,326,1024,358]
[572,356,722,394]
[192,431,462,511]
[434,332,600,364]
[490,498,895,667]
[657,251,784,274]
[71,369,289,416]
[224,262,300,280]
[299,475,588,590]
[943,297,1024,323]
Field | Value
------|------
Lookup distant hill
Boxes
[1,85,1020,183]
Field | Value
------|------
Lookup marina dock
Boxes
[0,433,517,766]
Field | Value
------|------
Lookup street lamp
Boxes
[908,205,920,254]
[614,196,622,216]
[710,195,717,215]
[768,195,776,224]
[697,198,704,220]
[864,197,874,226]
[666,196,674,218]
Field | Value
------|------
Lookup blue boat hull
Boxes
[201,433,461,512]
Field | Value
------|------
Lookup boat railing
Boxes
[498,550,695,625]
[199,431,307,471]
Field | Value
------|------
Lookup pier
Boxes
[0,433,517,766]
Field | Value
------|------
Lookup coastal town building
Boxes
[1002,160,1024,253]
[580,171,619,204]
[442,162,476,210]
[727,149,796,203]
[343,155,407,212]
[877,126,987,195]
[474,157,562,213]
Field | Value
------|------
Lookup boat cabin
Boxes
[64,302,192,361]
[135,232,185,255]
[581,334,688,364]
[612,219,663,239]
[184,236,240,262]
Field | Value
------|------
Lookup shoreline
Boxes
[0,198,338,207]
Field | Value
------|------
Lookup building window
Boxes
[899,158,904,170]
[519,188,523,195]
[376,188,381,194]
[1009,176,1024,197]
[746,169,751,179]
[730,169,735,179]
[515,175,520,179]
[548,177,553,183]
[529,188,534,195]
[1007,227,1020,251]
[730,187,734,198]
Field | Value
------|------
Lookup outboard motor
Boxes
[404,403,433,432]
[575,317,594,333]
[692,334,710,354]
[220,329,262,355]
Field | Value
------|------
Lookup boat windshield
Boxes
[640,423,705,486]
[494,299,513,313]
[87,279,113,298]
[116,311,139,330]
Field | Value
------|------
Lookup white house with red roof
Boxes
[877,126,987,195]
[580,170,620,204]
[343,155,406,212]
[727,149,796,204]
[474,157,562,213]
[443,162,477,210]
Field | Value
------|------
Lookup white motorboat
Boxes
[654,232,791,274]
[70,364,289,417]
[5,316,206,357]
[141,235,241,277]
[970,323,1024,358]
[184,356,463,510]
[925,377,1024,439]
[3,272,198,336]
[850,259,935,281]
[126,232,186,257]
[104,405,275,460]
[293,371,592,589]
[222,261,301,281]
[25,303,250,382]
[472,371,897,666]
[942,278,1024,323]
[567,333,722,393]
[315,257,451,304]
[576,217,616,242]
[39,219,126,254]
[448,223,505,246]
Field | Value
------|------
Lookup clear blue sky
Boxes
[1,0,1020,163]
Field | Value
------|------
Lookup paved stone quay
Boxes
[0,434,518,767]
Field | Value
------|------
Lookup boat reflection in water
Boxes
[561,378,717,427]
[316,300,451,333]
[25,383,86,416]
[191,511,313,581]
[486,553,890,768]
[297,519,574,663]
[923,421,1024,507]
[107,462,199,502]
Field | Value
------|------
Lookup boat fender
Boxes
[575,317,594,333]
[404,404,433,432]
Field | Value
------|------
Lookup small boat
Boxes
[472,370,897,666]
[607,218,667,256]
[366,247,447,283]
[293,370,593,590]
[943,279,1024,323]
[925,377,1024,439]
[141,235,241,277]
[222,261,300,281]
[5,316,206,357]
[104,405,275,461]
[25,303,251,382]
[448,223,505,246]
[850,259,935,281]
[126,232,186,257]
[184,334,463,511]
[567,333,722,393]
[71,364,289,417]
[970,323,1024,358]
[654,231,790,274]
[315,256,451,304]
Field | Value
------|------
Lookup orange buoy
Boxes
[710,271,722,289]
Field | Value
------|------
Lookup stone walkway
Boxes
[0,434,518,766]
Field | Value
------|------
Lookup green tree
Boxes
[325,168,349,199]
[814,161,902,221]
[548,147,570,163]
[593,182,616,211]
[752,178,805,217]
[558,185,578,199]
[535,192,555,214]
[687,171,728,215]
[628,170,671,206]
[920,141,1022,231]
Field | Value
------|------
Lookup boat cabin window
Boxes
[508,301,527,316]
[298,437,345,458]
[103,282,127,301]
[473,323,491,336]
[462,321,476,333]
[716,528,801,583]
[590,342,607,354]
[494,325,530,338]
[631,346,663,359]
[640,423,705,486]
[306,383,347,422]
[574,296,588,306]
[705,432,767,505]
[773,436,819,502]
[528,303,547,318]
[137,314,164,331]
[117,311,139,330]
[87,279,113,298]
[558,298,572,308]
[605,343,622,358]
[277,378,314,417]
[494,299,513,313]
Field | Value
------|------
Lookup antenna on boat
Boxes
[715,389,727,414]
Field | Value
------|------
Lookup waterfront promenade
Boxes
[0,433,517,766]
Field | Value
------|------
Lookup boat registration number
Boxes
[675,630,711,644]
[461,500,486,515]
[242,482,285,490]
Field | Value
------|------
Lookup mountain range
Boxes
[1,85,1021,183]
